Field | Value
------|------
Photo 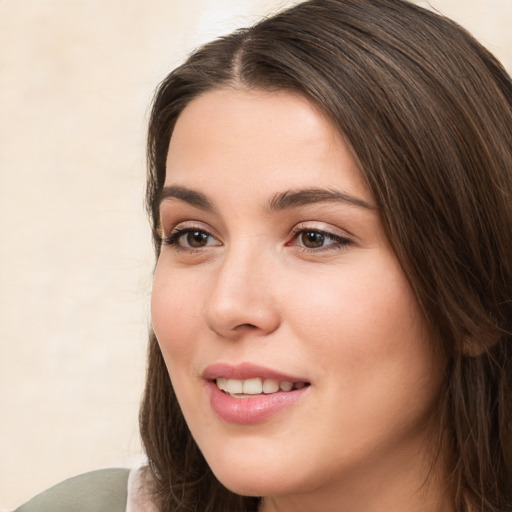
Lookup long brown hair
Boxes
[140,1,512,510]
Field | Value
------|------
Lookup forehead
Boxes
[164,87,371,205]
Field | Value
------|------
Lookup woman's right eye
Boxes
[163,227,221,251]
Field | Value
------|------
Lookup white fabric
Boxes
[126,468,159,512]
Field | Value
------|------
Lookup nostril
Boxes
[236,323,258,330]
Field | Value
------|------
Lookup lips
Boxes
[203,362,310,424]
[203,362,308,381]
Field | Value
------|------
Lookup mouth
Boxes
[203,363,311,423]
[215,377,309,397]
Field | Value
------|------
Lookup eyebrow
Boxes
[157,185,376,213]
[267,188,376,212]
[158,185,215,212]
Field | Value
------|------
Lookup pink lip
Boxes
[202,362,310,425]
[202,362,308,382]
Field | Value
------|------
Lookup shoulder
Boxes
[13,468,130,512]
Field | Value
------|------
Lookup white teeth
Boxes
[226,379,243,394]
[279,381,293,392]
[215,378,306,396]
[262,378,279,394]
[243,378,263,395]
[216,378,228,392]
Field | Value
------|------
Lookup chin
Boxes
[205,448,303,498]
[214,469,294,498]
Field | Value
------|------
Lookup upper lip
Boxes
[202,362,309,383]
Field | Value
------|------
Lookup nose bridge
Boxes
[204,236,279,338]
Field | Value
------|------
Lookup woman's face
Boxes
[152,88,446,509]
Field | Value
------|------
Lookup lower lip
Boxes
[207,381,309,424]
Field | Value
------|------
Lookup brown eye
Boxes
[186,230,210,247]
[164,227,220,250]
[290,227,352,252]
[300,231,325,248]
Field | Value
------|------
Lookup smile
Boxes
[203,363,311,424]
[216,377,308,397]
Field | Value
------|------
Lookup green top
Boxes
[13,468,130,512]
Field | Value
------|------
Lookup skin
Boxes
[151,88,452,512]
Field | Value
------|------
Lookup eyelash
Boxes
[162,225,352,253]
[163,225,217,253]
[288,226,352,252]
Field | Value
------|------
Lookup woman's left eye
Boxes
[290,228,352,251]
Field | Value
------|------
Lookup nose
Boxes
[203,245,281,340]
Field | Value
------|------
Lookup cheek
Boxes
[151,262,202,365]
[284,253,437,389]
[151,264,209,429]
[282,260,443,468]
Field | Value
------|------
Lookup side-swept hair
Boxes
[141,1,512,510]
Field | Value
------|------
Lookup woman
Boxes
[16,0,512,511]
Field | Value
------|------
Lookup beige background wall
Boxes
[1,1,510,510]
